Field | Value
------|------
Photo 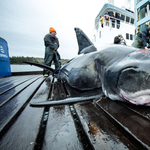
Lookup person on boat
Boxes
[43,27,61,77]
[104,12,109,26]
[110,12,115,28]
[99,16,104,28]
[132,27,150,49]
[116,13,120,29]
[114,34,126,45]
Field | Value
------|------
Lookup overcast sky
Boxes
[0,0,134,59]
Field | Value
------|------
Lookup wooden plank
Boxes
[0,77,45,137]
[96,98,150,149]
[11,71,42,76]
[0,76,27,89]
[0,77,52,150]
[42,79,83,150]
[0,75,35,86]
[74,101,138,150]
[0,75,37,95]
[120,103,150,120]
[42,105,84,150]
[0,75,37,87]
[0,76,41,107]
[0,76,21,84]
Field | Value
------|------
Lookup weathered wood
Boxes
[0,75,37,95]
[96,98,150,149]
[42,105,84,150]
[0,76,21,84]
[0,75,32,88]
[0,77,52,150]
[74,101,138,150]
[0,76,41,107]
[0,75,27,86]
[121,103,150,120]
[0,77,45,137]
[11,71,42,76]
[1,74,150,150]
[0,75,35,84]
[42,79,83,150]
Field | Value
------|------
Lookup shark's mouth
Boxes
[119,89,150,105]
[117,66,150,105]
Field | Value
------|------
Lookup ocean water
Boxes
[11,64,54,72]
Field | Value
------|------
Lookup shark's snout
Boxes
[117,67,150,105]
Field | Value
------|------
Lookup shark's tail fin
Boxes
[74,27,97,55]
[23,61,55,73]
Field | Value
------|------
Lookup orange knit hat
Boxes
[49,27,56,33]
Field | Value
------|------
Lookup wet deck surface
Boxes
[0,75,150,150]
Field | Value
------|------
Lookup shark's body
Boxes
[26,28,150,106]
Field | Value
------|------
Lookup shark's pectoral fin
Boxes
[23,61,55,73]
[30,93,104,107]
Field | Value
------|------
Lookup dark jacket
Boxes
[114,36,120,44]
[44,33,59,50]
[137,28,150,47]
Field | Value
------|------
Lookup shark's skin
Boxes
[59,45,150,106]
[27,28,150,106]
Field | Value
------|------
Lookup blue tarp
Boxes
[0,37,11,77]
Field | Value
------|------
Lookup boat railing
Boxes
[104,16,121,29]
[98,15,133,30]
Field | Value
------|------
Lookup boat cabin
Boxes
[93,3,135,46]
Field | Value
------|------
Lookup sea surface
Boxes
[11,64,54,72]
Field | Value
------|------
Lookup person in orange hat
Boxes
[49,27,56,33]
[43,27,61,77]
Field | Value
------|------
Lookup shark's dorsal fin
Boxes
[74,27,97,54]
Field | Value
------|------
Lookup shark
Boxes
[25,28,150,106]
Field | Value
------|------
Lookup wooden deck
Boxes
[0,74,150,150]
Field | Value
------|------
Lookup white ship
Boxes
[93,3,135,47]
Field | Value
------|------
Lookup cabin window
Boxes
[115,12,120,18]
[131,18,134,24]
[115,12,118,18]
[108,11,113,16]
[99,31,101,38]
[130,34,133,40]
[120,14,125,21]
[126,16,130,23]
[126,33,129,39]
